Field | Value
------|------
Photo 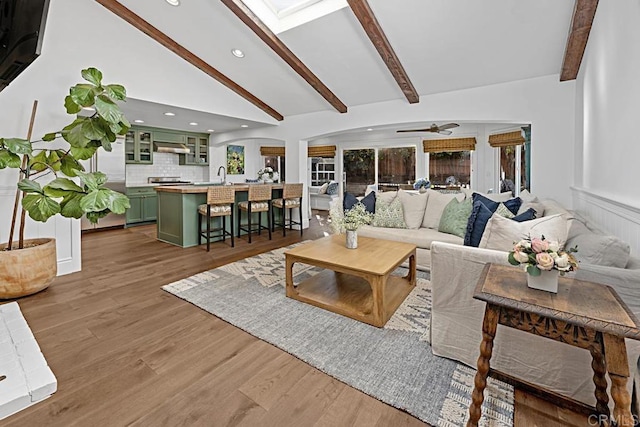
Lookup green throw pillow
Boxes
[371,198,407,229]
[495,202,515,219]
[438,197,473,238]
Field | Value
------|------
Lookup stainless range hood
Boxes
[153,141,190,154]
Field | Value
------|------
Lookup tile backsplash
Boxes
[126,152,209,185]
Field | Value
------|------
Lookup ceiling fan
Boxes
[396,123,459,136]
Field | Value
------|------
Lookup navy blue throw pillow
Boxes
[472,193,522,215]
[343,192,358,212]
[360,190,376,214]
[464,200,494,247]
[512,208,537,222]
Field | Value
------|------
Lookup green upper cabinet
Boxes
[125,129,153,164]
[180,135,209,165]
[126,126,208,165]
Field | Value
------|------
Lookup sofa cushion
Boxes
[318,182,329,194]
[360,191,376,214]
[325,182,339,195]
[495,202,515,219]
[438,197,473,238]
[358,225,463,249]
[371,197,406,228]
[422,189,465,229]
[565,233,631,268]
[343,192,359,212]
[464,196,523,247]
[479,213,568,251]
[376,190,398,203]
[398,189,429,229]
[473,193,522,215]
[512,207,537,222]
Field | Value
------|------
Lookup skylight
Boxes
[244,0,347,34]
[265,0,321,17]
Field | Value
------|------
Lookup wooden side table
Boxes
[467,264,640,427]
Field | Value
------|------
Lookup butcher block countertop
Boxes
[155,183,286,193]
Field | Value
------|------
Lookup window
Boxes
[342,146,417,196]
[377,147,416,188]
[310,157,335,186]
[264,155,285,181]
[490,128,530,195]
[428,151,471,189]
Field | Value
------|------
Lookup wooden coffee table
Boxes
[284,234,416,327]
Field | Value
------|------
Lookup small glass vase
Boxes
[345,229,358,249]
[526,269,559,293]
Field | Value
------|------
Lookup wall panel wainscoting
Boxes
[572,187,640,256]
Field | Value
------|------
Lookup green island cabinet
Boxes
[125,125,209,165]
[125,187,158,225]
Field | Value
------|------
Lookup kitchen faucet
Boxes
[217,165,226,184]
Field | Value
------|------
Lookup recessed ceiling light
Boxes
[231,48,245,58]
[207,129,215,132]
[366,128,373,131]
[164,112,175,116]
[189,122,198,126]
[134,119,144,123]
[165,0,180,6]
[240,124,249,128]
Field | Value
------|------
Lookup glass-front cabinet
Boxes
[179,135,209,165]
[125,129,153,164]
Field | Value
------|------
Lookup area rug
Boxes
[162,244,514,426]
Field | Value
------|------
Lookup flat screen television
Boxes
[0,0,50,92]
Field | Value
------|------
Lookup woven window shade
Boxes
[308,145,336,158]
[488,131,525,148]
[423,137,476,153]
[260,146,285,156]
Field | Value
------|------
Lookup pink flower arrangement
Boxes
[508,235,578,277]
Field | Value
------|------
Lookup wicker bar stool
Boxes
[237,184,272,243]
[271,183,303,237]
[198,186,235,251]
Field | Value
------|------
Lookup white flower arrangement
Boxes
[330,202,373,233]
[257,166,279,182]
[508,235,578,277]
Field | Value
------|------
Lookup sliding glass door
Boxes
[343,149,375,196]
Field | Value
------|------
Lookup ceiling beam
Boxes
[347,0,419,104]
[560,0,599,81]
[95,0,284,121]
[221,0,348,114]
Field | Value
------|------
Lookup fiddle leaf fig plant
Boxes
[0,67,131,250]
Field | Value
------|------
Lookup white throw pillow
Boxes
[318,182,329,194]
[518,189,538,202]
[479,213,568,251]
[398,189,429,229]
[421,189,465,229]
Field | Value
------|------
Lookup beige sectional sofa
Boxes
[429,199,640,410]
[334,188,640,409]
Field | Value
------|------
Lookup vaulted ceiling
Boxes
[98,0,591,128]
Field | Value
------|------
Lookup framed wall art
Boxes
[227,145,245,174]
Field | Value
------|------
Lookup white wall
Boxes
[572,0,640,255]
[575,0,640,207]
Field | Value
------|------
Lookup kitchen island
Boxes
[155,183,286,247]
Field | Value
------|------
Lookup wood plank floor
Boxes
[3,213,589,426]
